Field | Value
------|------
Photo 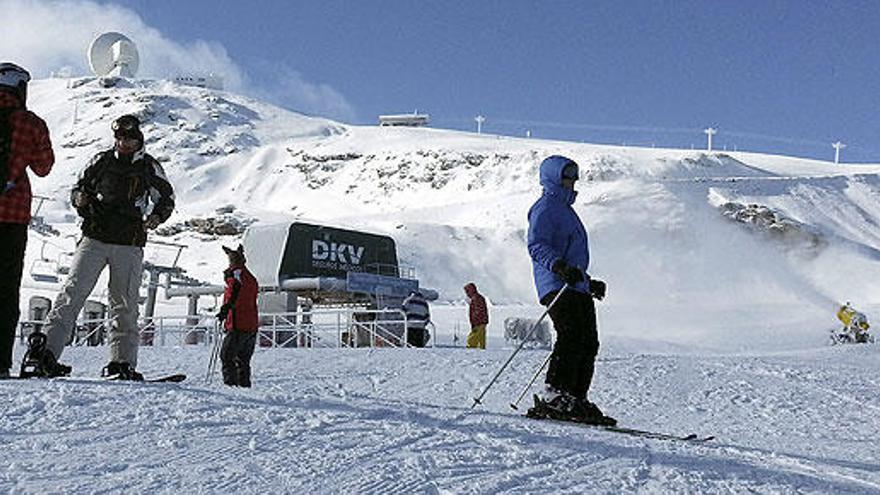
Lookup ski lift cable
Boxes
[488,118,699,135]
[433,116,880,156]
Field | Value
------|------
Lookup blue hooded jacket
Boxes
[527,155,590,300]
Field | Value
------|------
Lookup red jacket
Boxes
[0,92,54,224]
[464,283,488,327]
[221,264,259,332]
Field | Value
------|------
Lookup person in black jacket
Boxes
[20,115,174,380]
[402,290,430,347]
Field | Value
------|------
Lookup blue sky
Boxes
[7,0,880,162]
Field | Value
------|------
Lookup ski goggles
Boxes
[0,63,31,86]
[112,115,140,132]
[562,161,579,180]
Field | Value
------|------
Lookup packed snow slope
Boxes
[23,77,880,352]
[3,345,880,493]
[4,78,880,493]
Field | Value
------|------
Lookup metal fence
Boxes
[17,307,434,349]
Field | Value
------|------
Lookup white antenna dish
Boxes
[88,32,139,78]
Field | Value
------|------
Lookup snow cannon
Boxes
[837,303,869,332]
[832,302,873,344]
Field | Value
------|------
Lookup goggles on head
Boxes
[0,63,30,87]
[112,115,140,132]
[562,162,579,180]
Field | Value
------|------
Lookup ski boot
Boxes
[527,386,570,419]
[0,368,10,379]
[527,391,579,421]
[526,394,553,419]
[572,398,617,427]
[101,361,144,381]
[526,392,617,426]
[19,332,72,378]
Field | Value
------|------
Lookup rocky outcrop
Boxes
[156,206,255,237]
[718,202,825,250]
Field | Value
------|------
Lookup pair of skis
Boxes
[104,373,187,383]
[524,394,714,443]
[534,417,715,443]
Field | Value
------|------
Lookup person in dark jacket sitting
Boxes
[21,115,174,380]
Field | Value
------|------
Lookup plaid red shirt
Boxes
[0,92,54,224]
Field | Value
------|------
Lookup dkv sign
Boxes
[312,239,365,267]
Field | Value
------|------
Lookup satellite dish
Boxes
[88,32,139,78]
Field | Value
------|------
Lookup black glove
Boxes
[551,259,584,285]
[589,279,607,301]
[216,304,231,322]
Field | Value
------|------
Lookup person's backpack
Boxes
[0,108,14,193]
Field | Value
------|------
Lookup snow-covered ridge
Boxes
[7,78,880,495]
[21,77,880,350]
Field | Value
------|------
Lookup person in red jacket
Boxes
[216,244,259,387]
[464,282,488,349]
[0,63,54,379]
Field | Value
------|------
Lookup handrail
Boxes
[17,307,429,349]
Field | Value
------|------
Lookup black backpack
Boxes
[0,108,13,193]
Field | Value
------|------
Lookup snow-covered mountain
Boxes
[6,77,880,494]
[23,77,880,352]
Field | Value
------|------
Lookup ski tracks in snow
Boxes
[2,346,880,493]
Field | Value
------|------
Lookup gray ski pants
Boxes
[44,237,144,366]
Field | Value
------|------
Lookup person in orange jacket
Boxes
[216,244,259,387]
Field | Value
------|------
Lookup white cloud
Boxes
[251,63,357,122]
[0,0,355,121]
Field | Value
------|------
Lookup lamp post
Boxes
[475,115,485,134]
[704,127,717,152]
[832,141,846,164]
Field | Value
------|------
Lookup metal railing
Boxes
[17,307,434,349]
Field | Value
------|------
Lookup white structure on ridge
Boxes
[88,32,139,78]
[704,127,717,152]
[832,141,846,164]
[173,74,224,90]
[378,112,430,127]
[475,115,485,134]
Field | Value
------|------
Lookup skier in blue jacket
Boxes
[526,155,615,426]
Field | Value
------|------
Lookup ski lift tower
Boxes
[141,240,198,318]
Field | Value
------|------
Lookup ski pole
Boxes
[509,350,553,410]
[206,320,223,384]
[208,324,221,383]
[205,325,216,383]
[471,284,568,409]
